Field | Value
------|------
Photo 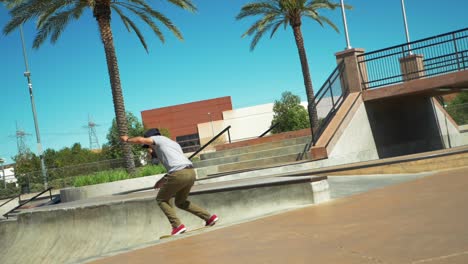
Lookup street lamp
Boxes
[19,25,48,189]
[400,0,412,54]
[340,0,352,50]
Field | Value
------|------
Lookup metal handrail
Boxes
[3,187,53,219]
[358,27,468,90]
[0,195,19,208]
[188,126,232,160]
[311,61,348,145]
[258,123,279,138]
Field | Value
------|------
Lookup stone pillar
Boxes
[399,54,425,81]
[335,48,368,92]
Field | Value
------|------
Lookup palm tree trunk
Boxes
[291,24,319,137]
[95,2,136,173]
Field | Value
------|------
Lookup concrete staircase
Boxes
[193,135,312,178]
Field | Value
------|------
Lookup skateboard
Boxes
[159,226,208,239]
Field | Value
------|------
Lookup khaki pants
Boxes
[156,168,211,228]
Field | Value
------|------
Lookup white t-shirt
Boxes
[150,136,192,173]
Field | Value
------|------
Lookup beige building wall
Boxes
[197,99,336,146]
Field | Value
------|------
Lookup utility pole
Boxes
[20,24,48,189]
[84,115,101,150]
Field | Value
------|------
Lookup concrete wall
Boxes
[328,102,379,163]
[60,174,165,203]
[432,99,468,148]
[222,103,275,142]
[197,99,337,148]
[365,96,444,159]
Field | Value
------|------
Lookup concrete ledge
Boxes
[0,175,328,264]
[60,174,165,203]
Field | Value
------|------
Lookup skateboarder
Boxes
[121,128,218,235]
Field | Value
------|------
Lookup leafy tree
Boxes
[271,91,310,133]
[102,112,145,159]
[2,0,197,173]
[236,0,348,134]
[13,151,41,189]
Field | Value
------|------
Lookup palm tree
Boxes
[2,0,196,173]
[236,0,347,134]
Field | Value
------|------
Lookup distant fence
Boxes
[358,27,468,90]
[17,158,145,193]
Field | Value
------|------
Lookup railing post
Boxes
[452,32,461,71]
[329,79,335,110]
[335,48,367,93]
[227,128,231,143]
[399,53,425,81]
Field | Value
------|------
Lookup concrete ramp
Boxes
[87,167,468,264]
[0,175,328,264]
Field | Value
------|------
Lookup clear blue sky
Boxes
[1,0,467,164]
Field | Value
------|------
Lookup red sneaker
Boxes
[171,224,186,235]
[205,214,218,226]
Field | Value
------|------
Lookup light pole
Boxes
[400,0,412,54]
[340,0,352,50]
[19,25,48,189]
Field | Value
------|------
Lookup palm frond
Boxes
[110,5,148,52]
[111,5,132,32]
[250,22,276,51]
[37,0,84,28]
[115,2,165,43]
[241,13,278,38]
[125,0,183,40]
[33,8,75,48]
[236,2,279,20]
[269,20,284,38]
[166,0,197,13]
[316,14,339,32]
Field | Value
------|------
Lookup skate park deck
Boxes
[88,166,468,264]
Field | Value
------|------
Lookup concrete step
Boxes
[196,152,311,178]
[200,136,311,160]
[194,143,310,168]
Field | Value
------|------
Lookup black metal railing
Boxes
[3,187,53,219]
[188,126,232,160]
[358,27,468,90]
[258,123,279,138]
[0,195,19,209]
[311,61,349,145]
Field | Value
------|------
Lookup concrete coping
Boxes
[189,175,327,195]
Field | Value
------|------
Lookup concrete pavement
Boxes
[89,167,468,264]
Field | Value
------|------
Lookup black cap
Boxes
[144,128,161,138]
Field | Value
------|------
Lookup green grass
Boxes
[72,165,166,187]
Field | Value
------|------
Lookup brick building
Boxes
[141,96,232,152]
